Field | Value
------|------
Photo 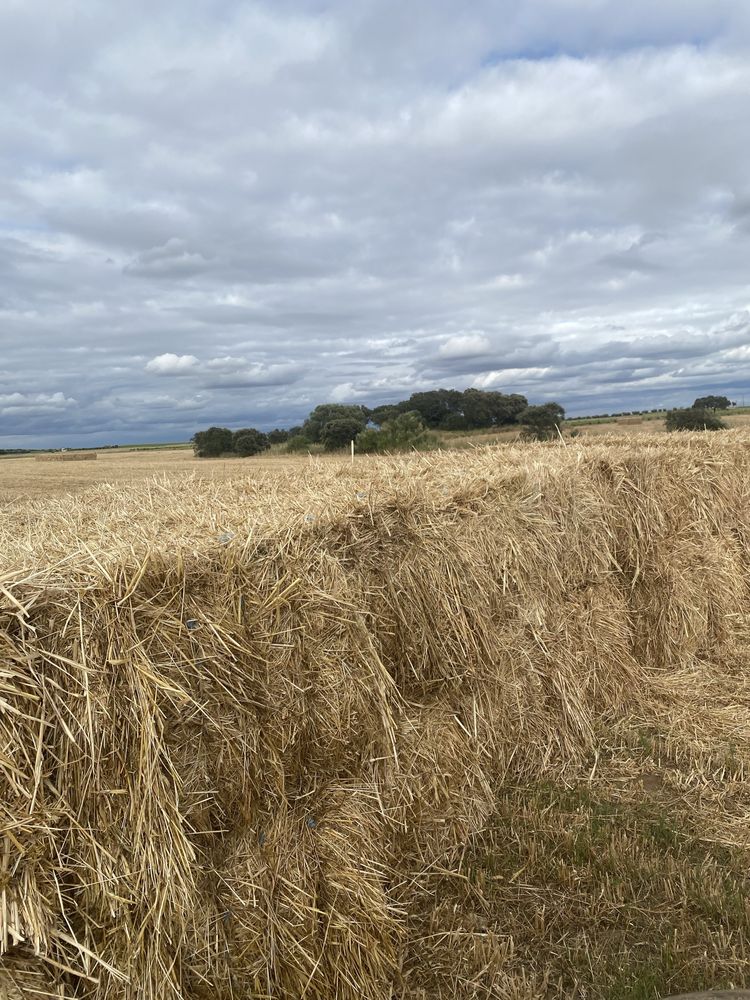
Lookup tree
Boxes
[370,404,401,426]
[458,389,526,429]
[321,417,365,451]
[233,428,270,456]
[356,412,433,453]
[192,426,233,457]
[692,395,733,411]
[666,408,727,432]
[267,428,289,445]
[487,392,528,425]
[459,388,493,429]
[403,389,463,428]
[440,412,469,431]
[519,402,565,441]
[302,404,368,442]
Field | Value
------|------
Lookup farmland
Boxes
[2,409,750,506]
[0,446,313,504]
[2,433,750,998]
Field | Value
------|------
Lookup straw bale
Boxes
[33,453,97,462]
[386,703,495,858]
[0,952,62,998]
[2,433,750,996]
[215,785,398,999]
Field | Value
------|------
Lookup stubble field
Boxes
[0,447,314,504]
[3,411,750,506]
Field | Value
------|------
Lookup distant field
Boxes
[0,446,316,503]
[3,413,750,504]
[436,410,750,447]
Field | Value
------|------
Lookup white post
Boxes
[351,439,355,464]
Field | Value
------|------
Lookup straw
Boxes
[2,432,750,997]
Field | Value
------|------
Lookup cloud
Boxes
[144,352,303,389]
[124,238,211,277]
[202,363,303,388]
[145,353,200,375]
[1,1,750,446]
[483,273,530,289]
[599,232,667,273]
[438,333,491,358]
[0,391,77,415]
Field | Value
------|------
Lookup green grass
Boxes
[401,778,750,999]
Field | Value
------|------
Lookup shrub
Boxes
[666,408,727,432]
[354,428,381,454]
[267,429,289,445]
[233,428,270,456]
[440,412,469,431]
[321,417,366,452]
[356,412,434,453]
[192,426,233,457]
[286,434,312,453]
[519,402,565,441]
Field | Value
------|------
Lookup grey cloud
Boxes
[599,233,667,272]
[125,238,211,277]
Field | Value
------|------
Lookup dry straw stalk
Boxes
[2,433,750,997]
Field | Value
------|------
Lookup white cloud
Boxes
[483,273,530,290]
[474,368,551,389]
[0,391,77,414]
[145,353,200,374]
[439,334,491,358]
[143,352,302,389]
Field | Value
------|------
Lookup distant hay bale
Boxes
[2,434,750,997]
[34,451,97,461]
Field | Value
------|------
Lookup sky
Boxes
[1,0,750,446]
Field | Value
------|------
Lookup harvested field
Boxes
[34,452,98,462]
[0,448,313,504]
[2,433,750,998]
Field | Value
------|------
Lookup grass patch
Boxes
[402,780,750,999]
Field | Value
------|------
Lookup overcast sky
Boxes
[1,0,750,445]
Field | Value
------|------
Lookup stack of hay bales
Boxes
[33,452,97,462]
[1,434,750,998]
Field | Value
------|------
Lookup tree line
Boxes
[191,388,567,456]
[191,391,738,457]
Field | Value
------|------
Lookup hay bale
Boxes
[2,434,750,997]
[218,787,398,999]
[34,452,97,461]
[617,415,643,425]
[0,953,61,999]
